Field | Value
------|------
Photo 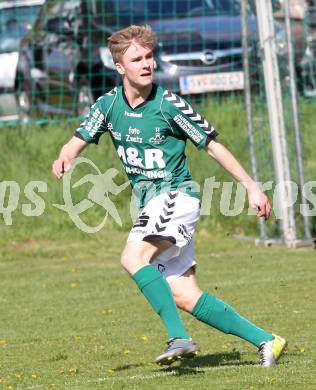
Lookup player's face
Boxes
[116,42,155,89]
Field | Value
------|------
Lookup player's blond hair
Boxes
[108,25,157,63]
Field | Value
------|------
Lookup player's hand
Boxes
[52,157,71,179]
[247,183,271,220]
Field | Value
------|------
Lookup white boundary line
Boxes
[17,364,259,389]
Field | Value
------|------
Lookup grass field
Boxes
[0,232,315,389]
[0,97,315,389]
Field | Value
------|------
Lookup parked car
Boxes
[15,0,287,121]
[0,0,44,122]
[301,5,316,97]
[301,25,316,98]
[274,0,316,96]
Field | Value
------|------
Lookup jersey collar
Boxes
[122,84,158,110]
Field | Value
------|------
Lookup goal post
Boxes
[254,0,297,245]
[241,0,267,241]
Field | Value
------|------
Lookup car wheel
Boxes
[77,79,94,117]
[16,81,32,124]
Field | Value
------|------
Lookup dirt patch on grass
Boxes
[9,239,53,251]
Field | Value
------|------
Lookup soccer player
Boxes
[52,25,286,367]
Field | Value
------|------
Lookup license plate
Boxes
[179,71,244,94]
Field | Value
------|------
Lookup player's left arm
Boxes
[205,139,271,219]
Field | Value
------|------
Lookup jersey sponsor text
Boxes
[173,114,204,143]
[125,166,168,179]
[107,122,121,140]
[85,108,104,137]
[117,146,166,169]
[126,134,143,143]
[125,111,143,118]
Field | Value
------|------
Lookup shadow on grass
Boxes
[112,351,257,375]
[112,363,145,372]
[160,351,257,375]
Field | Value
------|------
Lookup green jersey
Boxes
[75,84,218,208]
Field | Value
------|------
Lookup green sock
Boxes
[133,265,189,340]
[192,292,274,347]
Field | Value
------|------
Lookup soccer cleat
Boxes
[259,334,287,367]
[155,338,199,366]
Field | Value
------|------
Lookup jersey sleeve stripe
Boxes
[163,90,217,135]
[105,87,117,97]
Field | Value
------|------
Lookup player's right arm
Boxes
[52,136,87,179]
[52,90,115,179]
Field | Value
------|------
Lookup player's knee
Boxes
[173,292,201,313]
[120,249,150,275]
[120,251,130,271]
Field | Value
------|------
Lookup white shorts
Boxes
[128,191,200,283]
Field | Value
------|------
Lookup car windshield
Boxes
[0,5,41,53]
[92,0,241,27]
